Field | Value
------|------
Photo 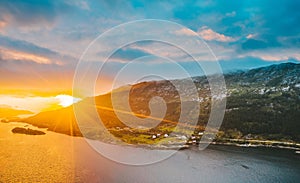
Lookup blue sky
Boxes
[0,0,300,93]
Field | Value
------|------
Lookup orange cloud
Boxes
[174,27,235,42]
[197,26,235,42]
[0,20,6,29]
[239,49,300,62]
[0,48,62,65]
[174,28,197,36]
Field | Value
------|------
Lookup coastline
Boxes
[2,121,300,152]
[210,140,300,151]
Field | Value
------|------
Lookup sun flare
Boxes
[55,94,81,107]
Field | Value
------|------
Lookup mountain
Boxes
[225,62,300,86]
[0,105,33,120]
[17,62,300,144]
[222,63,300,141]
[21,106,82,136]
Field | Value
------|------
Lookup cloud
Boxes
[174,27,236,42]
[0,20,6,29]
[257,52,300,62]
[0,35,75,65]
[0,35,56,55]
[128,42,192,62]
[110,47,150,62]
[0,0,72,30]
[0,49,53,64]
[0,0,299,94]
[238,48,300,62]
[246,34,256,39]
[171,1,300,49]
[197,26,236,42]
[99,41,193,63]
[174,28,197,36]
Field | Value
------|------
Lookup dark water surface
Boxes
[1,122,299,183]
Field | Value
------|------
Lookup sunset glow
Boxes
[0,1,300,182]
[55,94,81,107]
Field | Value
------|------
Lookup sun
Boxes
[55,94,81,107]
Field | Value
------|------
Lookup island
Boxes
[11,127,46,135]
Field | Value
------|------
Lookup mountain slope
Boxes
[222,63,300,140]
[17,62,300,142]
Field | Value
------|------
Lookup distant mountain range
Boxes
[0,105,33,120]
[16,62,300,144]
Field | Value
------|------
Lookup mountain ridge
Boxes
[12,62,300,144]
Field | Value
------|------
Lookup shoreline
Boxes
[213,138,300,151]
[210,141,300,151]
[2,121,300,152]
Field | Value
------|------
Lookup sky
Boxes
[1,0,300,97]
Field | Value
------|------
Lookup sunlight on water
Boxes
[0,122,76,182]
[0,122,299,183]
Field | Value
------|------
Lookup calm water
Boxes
[0,122,299,183]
